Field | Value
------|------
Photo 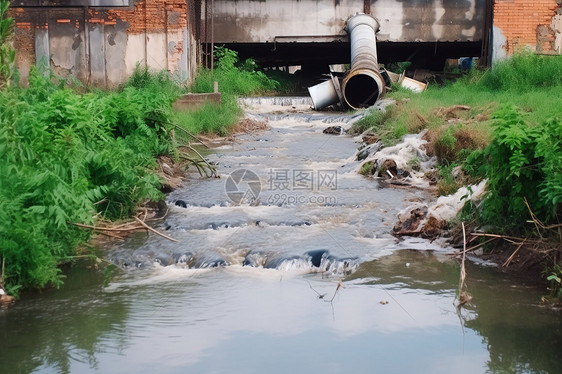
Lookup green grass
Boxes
[172,101,242,136]
[352,54,562,150]
[173,46,279,136]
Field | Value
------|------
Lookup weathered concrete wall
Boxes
[493,0,562,59]
[211,0,486,44]
[10,0,200,88]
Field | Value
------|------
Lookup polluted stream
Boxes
[1,98,561,373]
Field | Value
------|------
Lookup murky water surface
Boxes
[1,99,560,373]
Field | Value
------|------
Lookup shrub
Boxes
[466,105,561,231]
[0,66,180,294]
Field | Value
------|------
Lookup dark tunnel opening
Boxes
[343,73,381,109]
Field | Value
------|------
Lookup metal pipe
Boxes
[342,13,386,110]
[307,75,342,110]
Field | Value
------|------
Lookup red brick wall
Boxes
[494,0,560,54]
[11,0,192,34]
[86,0,189,33]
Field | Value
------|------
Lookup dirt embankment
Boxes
[349,103,560,287]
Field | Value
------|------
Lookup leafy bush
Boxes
[192,46,279,96]
[465,105,561,231]
[0,66,181,294]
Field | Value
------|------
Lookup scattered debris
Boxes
[381,69,400,86]
[71,207,173,242]
[434,105,471,119]
[0,290,15,304]
[399,74,428,93]
[230,117,269,134]
[392,180,487,239]
[362,133,379,145]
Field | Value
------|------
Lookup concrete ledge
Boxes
[173,92,222,111]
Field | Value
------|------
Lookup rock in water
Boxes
[356,149,370,161]
[323,126,343,135]
[174,200,188,208]
[392,206,428,236]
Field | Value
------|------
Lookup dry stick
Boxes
[110,206,170,230]
[328,280,344,303]
[524,197,544,239]
[459,223,467,298]
[457,222,472,307]
[171,123,210,148]
[138,207,149,222]
[71,222,145,232]
[449,237,498,256]
[471,232,547,248]
[543,222,562,230]
[179,145,217,177]
[98,231,125,240]
[134,217,179,243]
[471,232,530,242]
[307,280,327,299]
[503,239,527,267]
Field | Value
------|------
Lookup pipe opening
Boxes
[343,73,382,109]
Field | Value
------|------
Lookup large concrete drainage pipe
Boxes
[342,14,386,110]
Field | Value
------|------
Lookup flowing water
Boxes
[1,99,560,374]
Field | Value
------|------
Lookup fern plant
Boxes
[0,66,182,295]
[469,105,561,231]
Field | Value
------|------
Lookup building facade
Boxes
[10,0,201,87]
[8,1,562,88]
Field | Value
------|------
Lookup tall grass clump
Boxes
[175,47,279,135]
[478,52,562,91]
[0,66,181,295]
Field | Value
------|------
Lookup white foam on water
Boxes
[427,179,487,222]
[357,132,438,188]
[395,179,488,235]
[239,96,313,113]
[104,265,214,291]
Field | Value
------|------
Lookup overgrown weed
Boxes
[174,46,278,136]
